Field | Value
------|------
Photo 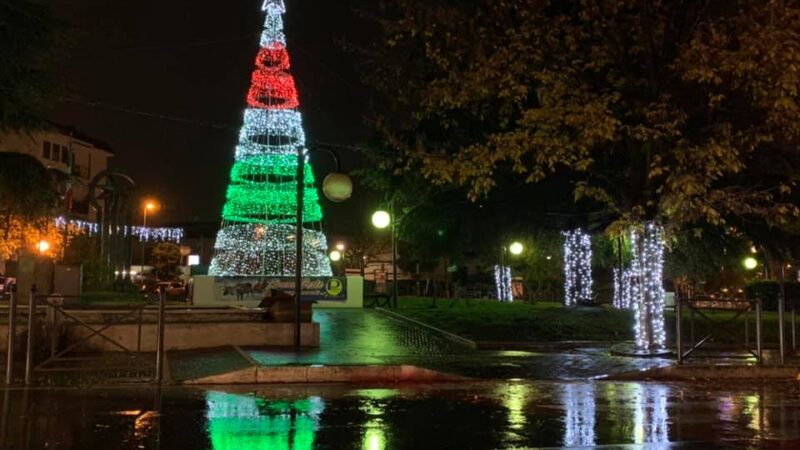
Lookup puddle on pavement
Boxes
[1,381,799,449]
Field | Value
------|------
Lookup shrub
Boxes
[745,281,800,311]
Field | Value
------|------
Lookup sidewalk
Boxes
[167,309,674,383]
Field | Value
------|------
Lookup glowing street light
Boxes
[336,242,346,251]
[509,241,524,256]
[371,210,391,229]
[37,240,50,254]
[329,250,342,262]
[743,257,758,270]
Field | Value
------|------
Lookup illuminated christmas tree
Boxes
[209,0,331,276]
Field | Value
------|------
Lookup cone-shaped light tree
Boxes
[209,0,331,276]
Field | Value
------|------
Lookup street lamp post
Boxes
[293,145,352,348]
[499,241,524,302]
[140,200,156,285]
[371,209,396,308]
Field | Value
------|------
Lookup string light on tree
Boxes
[562,229,593,307]
[629,223,667,351]
[209,1,332,277]
[612,267,634,309]
[494,265,512,302]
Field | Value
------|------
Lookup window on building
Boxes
[52,146,60,162]
[61,146,69,163]
[42,141,51,159]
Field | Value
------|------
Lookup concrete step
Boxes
[181,364,470,385]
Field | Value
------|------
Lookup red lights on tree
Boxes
[247,45,298,109]
[256,45,291,70]
[247,68,299,109]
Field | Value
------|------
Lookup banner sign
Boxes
[213,276,347,302]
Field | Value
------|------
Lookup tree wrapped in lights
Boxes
[563,229,592,307]
[612,267,634,310]
[494,265,512,302]
[629,223,667,351]
[209,0,332,276]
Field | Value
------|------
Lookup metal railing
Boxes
[4,285,167,386]
[676,295,763,364]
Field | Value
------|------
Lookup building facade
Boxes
[0,124,114,220]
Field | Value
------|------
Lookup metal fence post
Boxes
[779,264,786,365]
[756,298,763,365]
[24,285,37,386]
[5,284,17,385]
[676,295,683,364]
[792,305,797,352]
[155,287,166,384]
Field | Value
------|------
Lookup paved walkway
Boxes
[169,309,672,382]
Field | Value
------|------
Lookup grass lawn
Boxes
[395,297,789,344]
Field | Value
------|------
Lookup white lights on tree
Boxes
[209,223,331,276]
[563,229,593,307]
[629,223,667,351]
[259,7,286,47]
[494,264,512,302]
[612,267,634,309]
[237,109,306,158]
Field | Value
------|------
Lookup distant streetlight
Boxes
[336,242,346,252]
[509,241,524,256]
[743,257,758,270]
[37,240,50,254]
[372,210,391,229]
[329,250,342,262]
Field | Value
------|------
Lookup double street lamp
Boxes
[293,145,352,348]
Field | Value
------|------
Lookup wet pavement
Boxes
[169,310,673,381]
[2,380,800,449]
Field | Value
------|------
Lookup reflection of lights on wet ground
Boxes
[205,391,324,450]
[110,410,142,416]
[362,424,386,450]
[134,410,160,441]
[501,383,532,431]
[633,385,669,448]
[496,382,535,444]
[744,393,763,435]
[359,390,390,450]
[717,395,735,423]
[562,384,596,447]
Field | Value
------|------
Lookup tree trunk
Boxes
[631,223,667,351]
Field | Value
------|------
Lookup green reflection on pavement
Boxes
[205,391,323,450]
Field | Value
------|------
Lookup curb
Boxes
[476,340,622,351]
[180,364,471,385]
[375,308,477,349]
[608,364,800,381]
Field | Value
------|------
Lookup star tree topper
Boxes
[262,0,286,12]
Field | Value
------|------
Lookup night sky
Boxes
[47,0,372,234]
